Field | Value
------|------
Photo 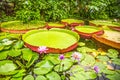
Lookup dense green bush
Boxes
[0,0,120,22]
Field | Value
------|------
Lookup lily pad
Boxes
[46,71,61,80]
[90,20,120,27]
[74,26,104,39]
[1,20,46,33]
[61,19,84,27]
[46,22,65,29]
[22,28,79,53]
[0,60,17,74]
[34,60,53,75]
[92,30,120,51]
[54,59,73,72]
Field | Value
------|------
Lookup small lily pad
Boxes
[46,71,61,80]
[34,60,53,75]
[54,59,73,72]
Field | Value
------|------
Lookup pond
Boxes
[0,19,120,80]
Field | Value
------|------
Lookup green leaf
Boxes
[0,45,4,51]
[70,65,84,73]
[0,77,11,80]
[77,47,93,54]
[11,77,23,80]
[107,49,119,58]
[96,56,109,62]
[81,54,95,66]
[0,60,17,74]
[46,71,61,80]
[23,75,34,80]
[0,51,8,60]
[14,40,24,49]
[34,60,53,75]
[54,59,73,72]
[106,72,120,80]
[8,49,21,57]
[22,48,35,62]
[94,62,106,73]
[12,69,26,78]
[111,58,120,66]
[44,54,60,65]
[26,52,39,68]
[102,69,115,75]
[36,75,47,80]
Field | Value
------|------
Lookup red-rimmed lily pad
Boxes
[61,19,84,27]
[22,28,79,53]
[46,22,65,29]
[1,21,46,34]
[90,20,120,31]
[74,26,104,39]
[92,30,120,52]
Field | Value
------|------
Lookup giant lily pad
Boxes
[1,20,46,33]
[22,28,79,53]
[74,26,104,39]
[46,22,65,29]
[92,30,120,52]
[90,20,120,31]
[61,19,84,27]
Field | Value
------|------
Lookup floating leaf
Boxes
[8,49,21,57]
[77,47,93,53]
[0,45,4,51]
[10,77,23,80]
[81,54,95,66]
[102,69,115,75]
[96,56,109,62]
[23,75,34,80]
[36,75,47,80]
[0,51,8,60]
[0,60,17,74]
[0,77,11,80]
[26,52,39,68]
[12,69,26,78]
[46,71,61,80]
[14,40,24,49]
[107,49,119,58]
[34,60,53,75]
[70,65,84,73]
[22,48,37,62]
[54,59,73,72]
[106,72,120,80]
[44,54,60,65]
[111,58,120,66]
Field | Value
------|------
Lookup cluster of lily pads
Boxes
[0,33,120,80]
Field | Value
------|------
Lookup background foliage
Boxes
[0,0,120,22]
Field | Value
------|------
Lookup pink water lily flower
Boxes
[94,66,100,73]
[72,52,82,61]
[38,46,48,54]
[59,54,64,60]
